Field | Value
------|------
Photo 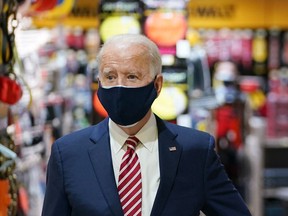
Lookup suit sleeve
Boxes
[202,135,252,216]
[41,141,71,216]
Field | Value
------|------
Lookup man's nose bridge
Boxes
[117,76,127,86]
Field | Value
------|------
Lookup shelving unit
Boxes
[246,117,288,216]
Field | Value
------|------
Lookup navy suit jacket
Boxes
[42,116,252,216]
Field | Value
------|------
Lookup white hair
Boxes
[97,34,162,77]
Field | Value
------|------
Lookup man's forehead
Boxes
[104,40,147,53]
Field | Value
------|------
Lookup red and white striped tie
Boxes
[118,136,142,216]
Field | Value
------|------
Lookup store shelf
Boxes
[246,117,288,216]
[264,137,288,148]
[264,187,288,201]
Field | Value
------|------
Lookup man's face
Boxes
[98,43,153,88]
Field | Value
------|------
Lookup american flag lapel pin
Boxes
[169,146,177,152]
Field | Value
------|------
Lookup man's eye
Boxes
[127,75,137,80]
[107,75,115,80]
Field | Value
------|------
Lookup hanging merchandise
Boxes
[187,45,212,97]
[186,28,202,47]
[17,184,30,216]
[215,104,243,149]
[0,129,18,216]
[29,0,58,13]
[65,26,85,50]
[229,29,243,66]
[187,46,217,135]
[237,30,252,75]
[38,0,74,18]
[202,29,219,68]
[189,108,212,132]
[84,28,100,59]
[203,28,239,69]
[212,61,248,197]
[281,31,288,67]
[268,28,281,70]
[143,0,188,55]
[99,16,141,42]
[99,0,143,42]
[206,28,238,67]
[239,76,266,116]
[0,0,23,106]
[144,11,187,47]
[189,28,260,76]
[217,28,233,62]
[0,73,22,105]
[152,59,189,122]
[1,0,25,112]
[266,68,288,138]
[0,179,11,215]
[12,108,50,216]
[17,0,33,16]
[0,103,9,120]
[252,29,268,76]
[212,61,246,149]
[152,86,188,121]
[213,61,241,105]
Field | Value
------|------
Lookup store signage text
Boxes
[101,2,140,13]
[70,7,98,18]
[188,4,235,18]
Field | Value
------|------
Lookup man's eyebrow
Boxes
[102,68,114,74]
[124,71,137,75]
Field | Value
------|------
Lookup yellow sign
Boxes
[187,0,288,28]
[268,0,288,27]
[31,0,288,29]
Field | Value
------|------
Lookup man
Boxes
[42,34,252,216]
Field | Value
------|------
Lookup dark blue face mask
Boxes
[97,79,158,126]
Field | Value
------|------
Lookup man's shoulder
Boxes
[160,120,214,149]
[61,125,95,139]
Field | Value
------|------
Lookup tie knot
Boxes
[125,136,139,150]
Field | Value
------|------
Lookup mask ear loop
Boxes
[96,77,101,85]
[153,74,163,96]
[95,76,104,95]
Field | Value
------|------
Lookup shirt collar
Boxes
[109,113,158,153]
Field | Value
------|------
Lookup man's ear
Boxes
[154,74,163,96]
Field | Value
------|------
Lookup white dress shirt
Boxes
[109,113,160,216]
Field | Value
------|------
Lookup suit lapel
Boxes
[150,118,182,216]
[88,117,182,216]
[88,119,123,216]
